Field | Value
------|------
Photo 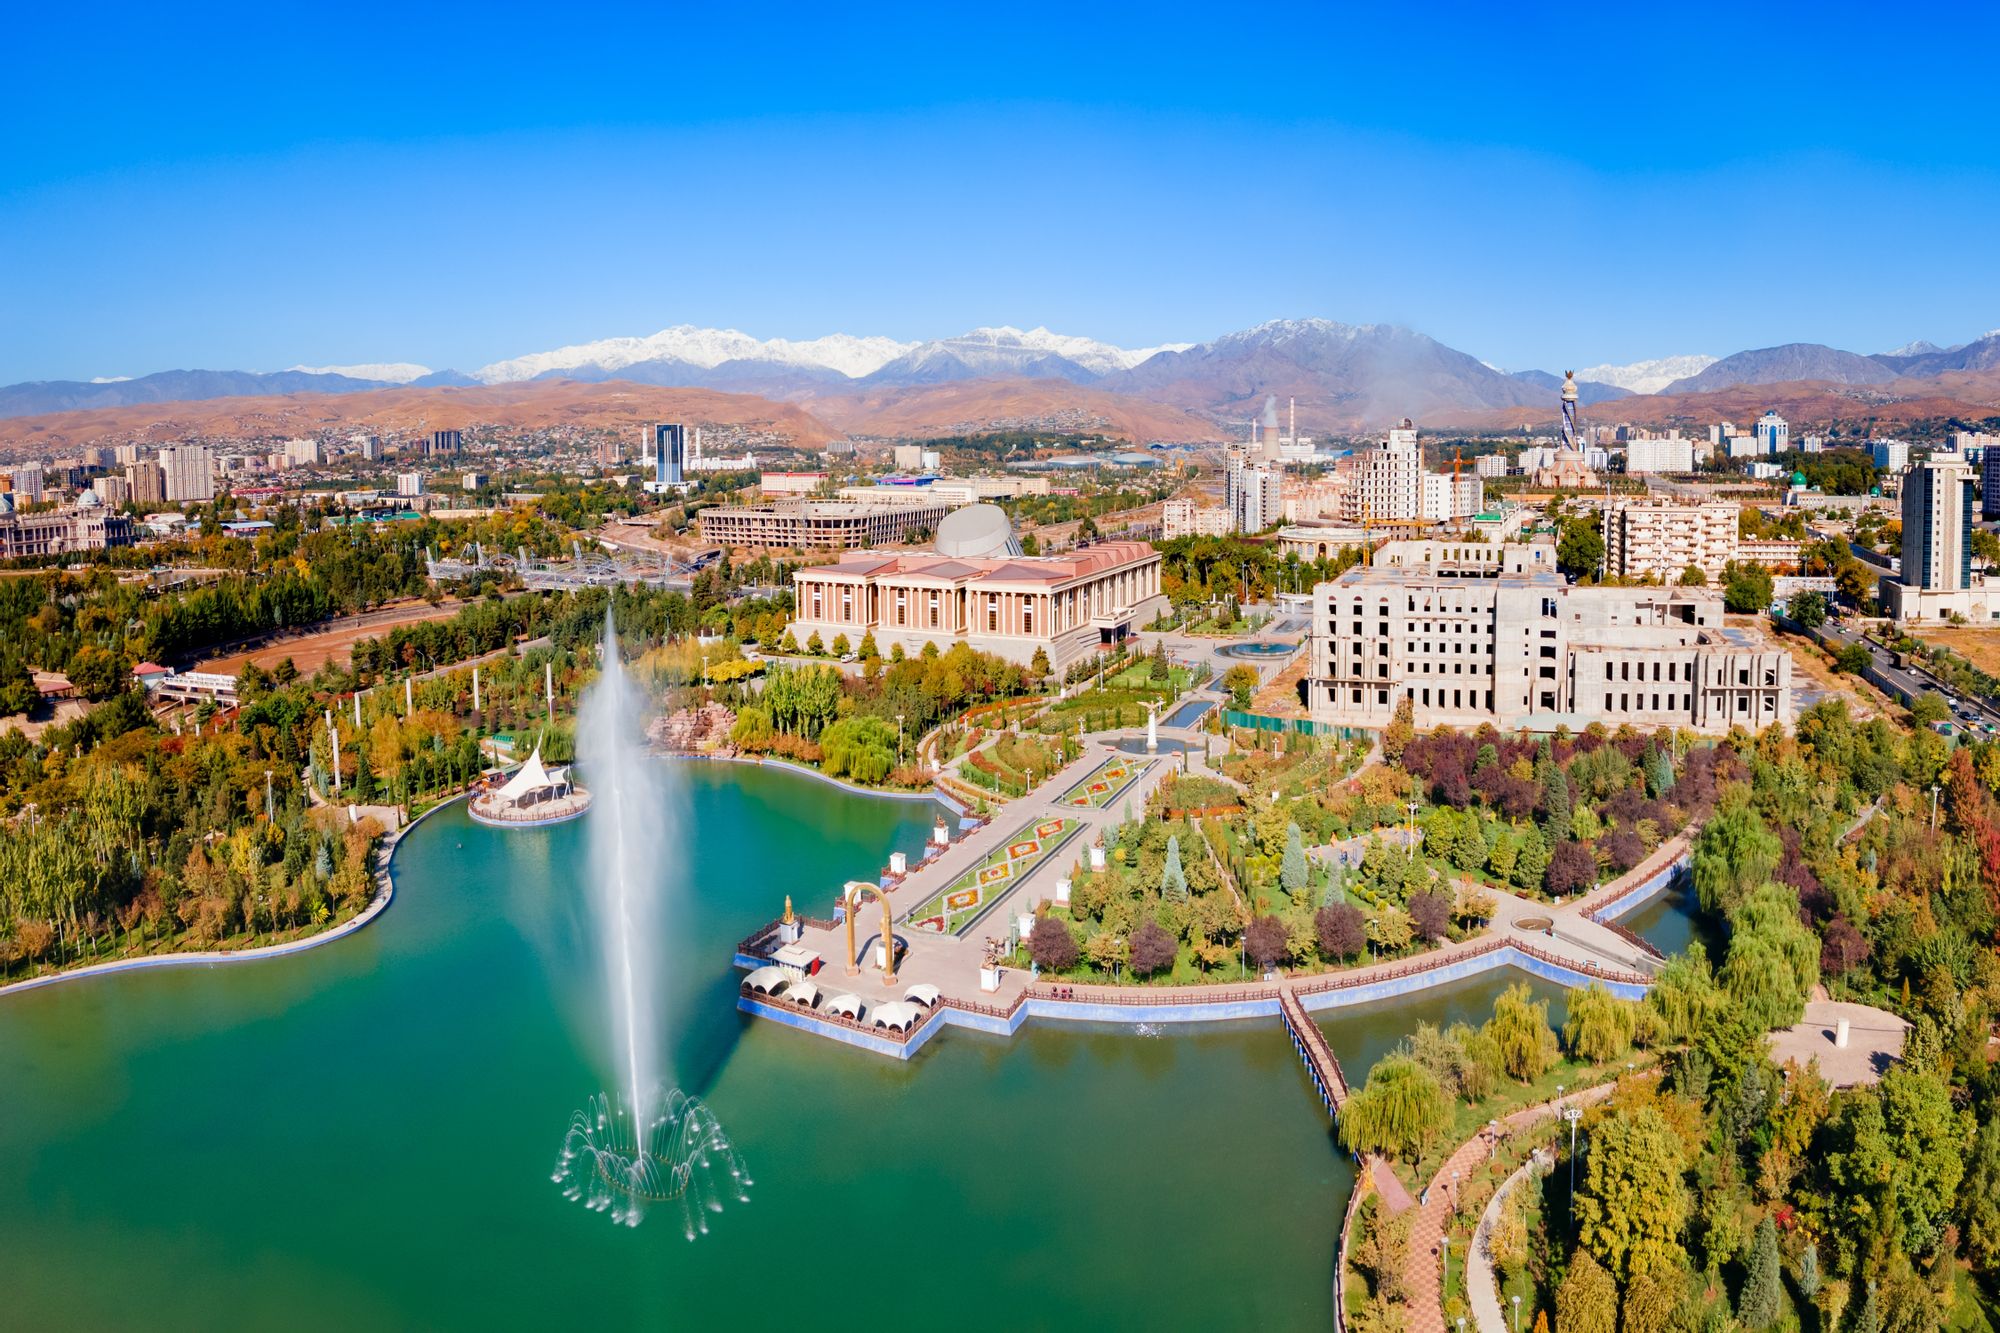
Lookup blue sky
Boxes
[5,1,1999,382]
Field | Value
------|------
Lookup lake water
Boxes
[0,760,1698,1331]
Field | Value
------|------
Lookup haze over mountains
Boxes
[7,319,2000,440]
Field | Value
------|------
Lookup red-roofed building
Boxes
[788,540,1166,670]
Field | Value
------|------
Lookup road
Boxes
[1814,618,2000,732]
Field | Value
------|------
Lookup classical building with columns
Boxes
[1306,539,1792,735]
[787,540,1167,670]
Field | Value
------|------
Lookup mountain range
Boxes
[8,320,2000,441]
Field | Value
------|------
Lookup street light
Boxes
[1406,798,1420,859]
[896,713,906,763]
[1564,1105,1584,1232]
[1512,1294,1521,1333]
[1930,782,1941,831]
[264,769,274,823]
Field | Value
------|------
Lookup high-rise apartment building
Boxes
[1345,421,1425,522]
[1226,456,1283,532]
[1901,452,1973,593]
[1604,500,1740,582]
[125,461,167,506]
[428,429,463,457]
[396,472,426,498]
[647,422,687,491]
[1624,437,1696,474]
[284,437,326,467]
[9,466,45,502]
[94,474,131,508]
[1754,411,1789,456]
[159,444,215,503]
[1983,448,2000,522]
[1871,440,1910,472]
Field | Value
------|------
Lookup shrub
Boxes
[1128,921,1177,977]
[1028,916,1078,971]
[1545,838,1598,898]
[1315,902,1366,960]
[1244,914,1289,969]
[1408,888,1451,943]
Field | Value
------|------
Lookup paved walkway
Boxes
[1437,1083,1616,1333]
[783,742,1175,1008]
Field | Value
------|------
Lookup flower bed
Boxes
[903,815,1082,936]
[1058,756,1146,809]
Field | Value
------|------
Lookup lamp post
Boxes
[896,713,906,763]
[264,769,274,823]
[1930,782,1941,831]
[1564,1105,1583,1232]
[1512,1294,1521,1333]
[1406,798,1420,859]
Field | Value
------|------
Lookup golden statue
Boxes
[782,895,795,925]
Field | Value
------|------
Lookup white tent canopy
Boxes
[873,1001,922,1032]
[904,984,941,1008]
[825,993,864,1019]
[788,979,821,1009]
[492,744,566,805]
[744,966,789,994]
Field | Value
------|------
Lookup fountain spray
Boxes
[553,609,748,1232]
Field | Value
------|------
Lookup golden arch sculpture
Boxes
[842,880,898,985]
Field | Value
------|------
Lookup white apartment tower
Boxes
[1344,420,1425,523]
[1755,411,1789,456]
[159,444,215,503]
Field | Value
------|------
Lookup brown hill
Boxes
[801,378,1222,443]
[0,380,844,458]
[1429,375,2000,435]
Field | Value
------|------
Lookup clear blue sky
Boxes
[5,1,1999,382]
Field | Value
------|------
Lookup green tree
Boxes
[1962,1112,2000,1272]
[1834,642,1872,675]
[1337,1054,1450,1163]
[1692,797,1780,916]
[1564,983,1638,1063]
[1222,664,1260,709]
[1280,822,1308,898]
[1677,564,1708,586]
[1739,1215,1782,1330]
[1558,515,1606,581]
[1909,691,1950,727]
[1029,646,1051,681]
[1723,561,1775,613]
[66,644,129,701]
[1482,982,1559,1082]
[1554,1248,1618,1333]
[1787,590,1828,628]
[1161,834,1188,900]
[1576,1106,1689,1280]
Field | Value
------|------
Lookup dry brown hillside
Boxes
[0,380,844,456]
[803,378,1222,442]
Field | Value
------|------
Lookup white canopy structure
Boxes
[825,993,864,1019]
[872,1001,922,1032]
[490,745,571,807]
[744,967,790,995]
[787,980,822,1009]
[903,984,942,1009]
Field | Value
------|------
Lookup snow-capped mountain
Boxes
[288,362,434,384]
[472,326,917,384]
[1571,354,1718,396]
[858,326,1190,386]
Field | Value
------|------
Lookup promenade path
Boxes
[781,740,1177,1009]
[1458,1084,1619,1333]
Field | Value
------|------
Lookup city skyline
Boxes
[8,3,2000,382]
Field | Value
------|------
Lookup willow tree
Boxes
[1564,983,1639,1064]
[1338,1055,1450,1163]
[1645,943,1724,1044]
[1482,982,1559,1082]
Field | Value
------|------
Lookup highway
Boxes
[1813,618,2000,734]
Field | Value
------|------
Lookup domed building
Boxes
[932,503,1021,560]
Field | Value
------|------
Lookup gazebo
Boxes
[468,745,592,827]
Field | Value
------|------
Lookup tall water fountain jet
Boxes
[552,611,749,1233]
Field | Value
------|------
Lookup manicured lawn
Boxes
[903,816,1080,936]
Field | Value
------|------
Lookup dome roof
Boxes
[933,504,1021,559]
[1791,471,1809,486]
